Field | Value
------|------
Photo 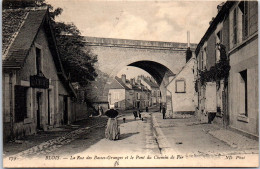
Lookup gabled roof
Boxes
[109,76,131,90]
[2,7,76,97]
[166,57,195,87]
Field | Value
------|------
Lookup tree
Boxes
[3,0,98,86]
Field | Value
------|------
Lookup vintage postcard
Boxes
[2,0,259,167]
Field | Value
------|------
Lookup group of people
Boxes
[133,110,142,120]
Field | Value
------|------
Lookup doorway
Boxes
[36,92,42,130]
[47,90,51,125]
[63,96,68,124]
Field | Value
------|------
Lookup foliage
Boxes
[3,0,98,86]
[53,23,98,85]
[200,59,230,85]
[199,43,230,85]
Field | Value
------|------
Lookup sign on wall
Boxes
[30,75,49,89]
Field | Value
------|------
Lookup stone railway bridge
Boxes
[84,36,196,106]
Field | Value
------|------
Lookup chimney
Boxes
[130,78,134,85]
[186,47,192,62]
[121,74,126,83]
[187,31,190,48]
[217,2,225,12]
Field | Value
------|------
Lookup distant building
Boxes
[108,76,133,110]
[2,8,76,141]
[108,75,152,110]
[132,78,151,109]
[138,75,161,106]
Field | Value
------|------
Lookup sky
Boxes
[47,0,223,79]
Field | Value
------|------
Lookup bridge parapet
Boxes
[85,36,197,51]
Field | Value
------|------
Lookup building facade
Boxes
[108,76,133,110]
[166,57,196,114]
[2,8,76,141]
[138,75,161,106]
[195,1,258,136]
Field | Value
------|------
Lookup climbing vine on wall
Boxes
[199,43,230,85]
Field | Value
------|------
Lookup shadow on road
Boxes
[119,132,140,140]
[118,117,147,125]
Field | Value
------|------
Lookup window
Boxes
[231,1,250,48]
[36,47,42,75]
[239,70,248,116]
[137,93,140,100]
[114,92,120,100]
[239,1,249,39]
[15,86,28,122]
[201,47,207,70]
[175,80,186,93]
[216,30,222,62]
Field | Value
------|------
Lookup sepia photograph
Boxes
[2,0,259,167]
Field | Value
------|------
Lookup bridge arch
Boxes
[85,36,196,106]
[110,59,174,85]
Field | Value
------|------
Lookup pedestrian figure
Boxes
[105,106,120,140]
[138,110,142,119]
[133,111,138,120]
[98,105,103,117]
[123,118,126,123]
[146,107,148,112]
[162,106,166,119]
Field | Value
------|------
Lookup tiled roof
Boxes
[2,9,28,56]
[2,8,47,67]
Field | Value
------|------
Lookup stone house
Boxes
[195,1,258,137]
[166,57,196,115]
[2,7,76,141]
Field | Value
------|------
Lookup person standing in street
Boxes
[162,106,166,119]
[98,105,103,117]
[105,105,120,140]
[133,111,138,120]
[138,109,142,119]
